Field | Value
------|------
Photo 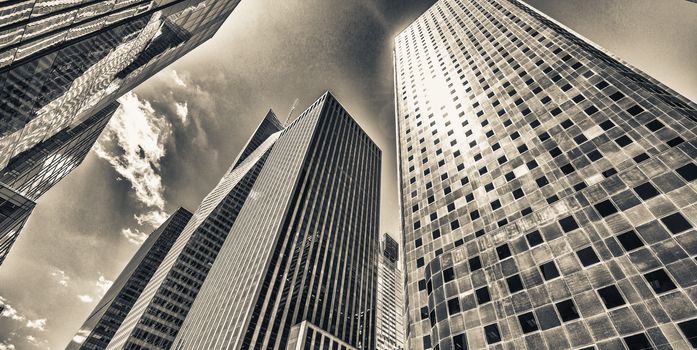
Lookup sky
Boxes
[1,0,696,349]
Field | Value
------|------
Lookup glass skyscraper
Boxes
[105,110,284,350]
[376,233,405,350]
[394,1,697,349]
[0,101,119,265]
[66,207,193,350]
[171,92,381,350]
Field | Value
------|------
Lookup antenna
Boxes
[285,98,299,124]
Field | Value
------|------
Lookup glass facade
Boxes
[394,0,697,349]
[286,321,359,350]
[376,233,405,350]
[106,110,284,350]
[172,92,381,350]
[0,183,35,265]
[66,207,193,350]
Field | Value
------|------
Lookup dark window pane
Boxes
[443,267,455,283]
[594,200,618,217]
[598,285,626,309]
[644,269,677,294]
[555,299,580,322]
[577,247,600,266]
[559,216,579,233]
[676,163,697,182]
[469,256,482,272]
[507,274,524,293]
[615,135,633,147]
[484,324,501,344]
[497,244,512,260]
[645,119,665,131]
[678,318,697,348]
[623,333,652,350]
[518,312,539,333]
[661,213,693,234]
[448,298,461,315]
[453,333,467,350]
[627,104,644,116]
[536,176,549,187]
[526,230,543,247]
[476,286,491,304]
[540,261,560,280]
[634,182,660,200]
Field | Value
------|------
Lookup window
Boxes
[644,269,677,294]
[615,135,633,147]
[469,256,482,271]
[476,286,491,304]
[661,213,692,234]
[561,163,575,174]
[627,104,644,116]
[417,257,424,268]
[448,298,461,315]
[555,299,580,322]
[420,307,429,320]
[677,163,697,182]
[518,312,538,333]
[609,91,624,101]
[623,333,652,350]
[634,182,660,200]
[484,324,501,344]
[645,119,664,131]
[526,230,543,247]
[470,210,480,220]
[453,333,467,350]
[506,274,524,293]
[599,120,615,130]
[497,244,512,260]
[491,200,501,210]
[588,150,603,162]
[540,261,560,280]
[617,230,644,251]
[559,216,579,233]
[598,285,626,309]
[451,220,460,230]
[513,188,525,199]
[678,318,697,347]
[536,176,549,187]
[443,267,455,283]
[594,200,618,217]
[577,247,600,266]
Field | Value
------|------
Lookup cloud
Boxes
[134,210,168,227]
[174,101,188,124]
[96,275,113,297]
[25,318,47,331]
[50,269,70,287]
[77,295,93,303]
[171,70,187,87]
[0,296,25,322]
[121,228,148,245]
[71,329,90,345]
[0,341,15,350]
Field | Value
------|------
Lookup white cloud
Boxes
[171,70,187,87]
[121,228,148,245]
[95,92,173,240]
[25,318,46,331]
[77,295,93,303]
[96,275,113,297]
[0,296,25,322]
[134,210,168,227]
[71,328,90,345]
[174,101,188,124]
[50,269,70,287]
[0,341,15,350]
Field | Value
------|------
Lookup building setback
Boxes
[171,92,381,350]
[0,102,118,265]
[105,110,283,350]
[394,0,697,349]
[66,207,193,350]
[376,233,405,350]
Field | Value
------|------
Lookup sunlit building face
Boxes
[394,0,697,349]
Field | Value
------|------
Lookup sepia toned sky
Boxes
[1,0,696,349]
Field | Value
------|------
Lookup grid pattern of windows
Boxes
[286,321,359,350]
[171,92,381,350]
[376,234,405,350]
[0,183,34,265]
[66,208,193,350]
[106,111,284,350]
[394,0,697,349]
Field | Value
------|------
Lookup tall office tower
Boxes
[395,1,697,349]
[66,207,193,350]
[171,92,381,350]
[376,233,405,350]
[0,102,119,265]
[105,110,284,350]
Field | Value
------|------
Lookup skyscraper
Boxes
[394,1,697,349]
[67,207,193,350]
[171,92,381,350]
[376,234,405,350]
[105,110,284,350]
[0,101,119,265]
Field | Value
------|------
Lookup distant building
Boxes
[106,110,284,350]
[376,234,405,350]
[0,102,118,265]
[170,92,381,350]
[395,0,697,349]
[66,208,193,350]
[286,321,358,350]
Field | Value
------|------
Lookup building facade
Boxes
[286,321,359,350]
[394,1,697,349]
[0,101,118,265]
[171,92,381,350]
[105,110,283,350]
[376,233,405,350]
[66,207,193,350]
